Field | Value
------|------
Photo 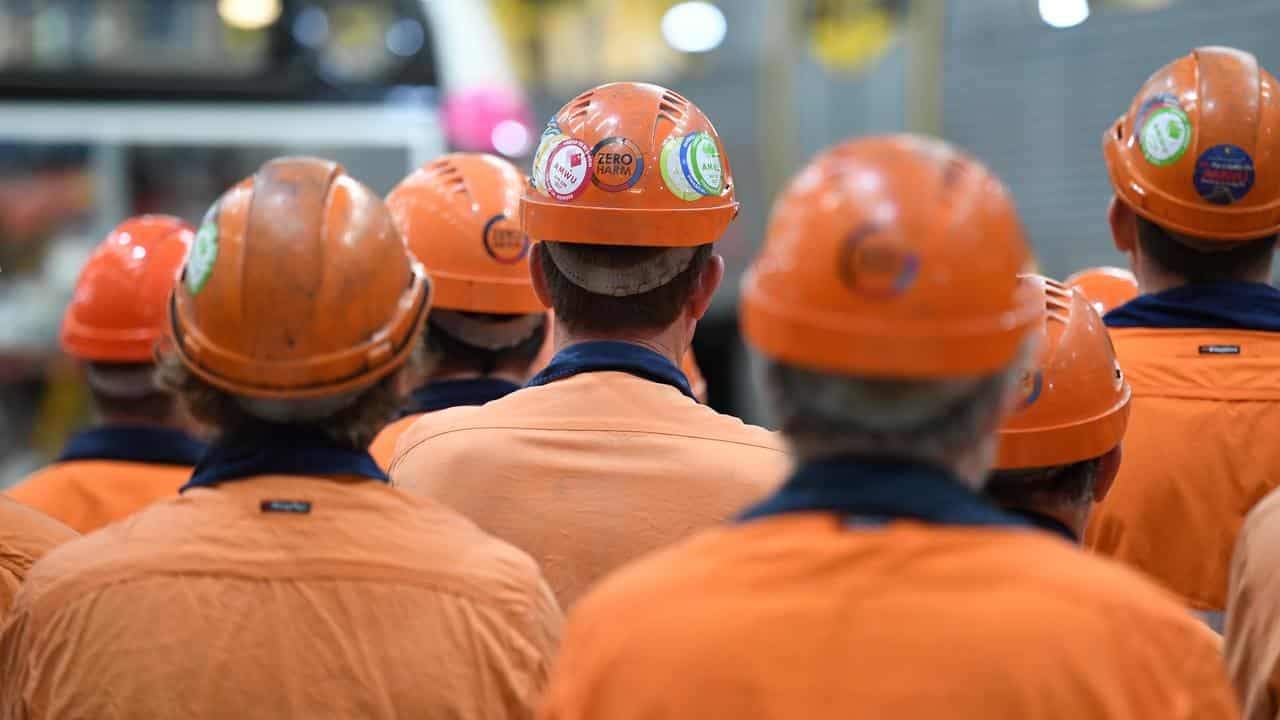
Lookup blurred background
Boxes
[0,0,1273,484]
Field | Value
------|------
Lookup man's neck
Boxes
[553,324,688,367]
[1001,502,1087,544]
[1135,257,1273,295]
[427,368,527,385]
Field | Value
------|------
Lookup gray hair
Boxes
[764,360,1021,473]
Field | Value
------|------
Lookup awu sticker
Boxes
[186,203,220,295]
[542,138,593,202]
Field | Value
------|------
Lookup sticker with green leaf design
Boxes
[1139,105,1192,167]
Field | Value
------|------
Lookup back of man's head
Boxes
[739,135,1041,484]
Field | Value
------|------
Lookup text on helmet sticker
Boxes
[1194,145,1255,205]
[482,213,530,264]
[186,203,219,295]
[542,138,593,202]
[1138,104,1192,167]
[660,131,723,201]
[591,136,645,191]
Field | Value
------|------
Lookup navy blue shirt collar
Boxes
[525,340,695,400]
[401,377,521,417]
[739,456,1028,529]
[1105,282,1280,332]
[1006,508,1078,543]
[183,424,386,492]
[58,425,206,466]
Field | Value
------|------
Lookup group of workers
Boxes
[0,44,1277,718]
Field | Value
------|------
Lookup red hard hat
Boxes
[61,215,193,362]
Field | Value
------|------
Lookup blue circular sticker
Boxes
[1194,144,1255,205]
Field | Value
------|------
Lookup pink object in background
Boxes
[441,86,534,157]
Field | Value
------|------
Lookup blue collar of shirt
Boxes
[182,424,386,492]
[1105,282,1280,332]
[524,340,695,400]
[739,456,1029,529]
[401,377,522,417]
[1006,508,1078,543]
[57,425,206,466]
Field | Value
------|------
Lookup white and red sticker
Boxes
[542,138,593,202]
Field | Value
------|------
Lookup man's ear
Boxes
[529,242,553,309]
[1108,196,1137,255]
[688,253,725,321]
[1093,444,1123,503]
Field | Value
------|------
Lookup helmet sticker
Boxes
[186,204,219,295]
[542,138,593,202]
[660,131,724,201]
[591,136,644,191]
[1139,105,1192,166]
[1194,144,1255,205]
[482,213,530,264]
[530,117,565,193]
[837,221,919,297]
[1017,369,1044,409]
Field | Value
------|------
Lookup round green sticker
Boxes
[1139,105,1192,166]
[187,211,219,295]
[660,135,701,201]
[686,132,723,195]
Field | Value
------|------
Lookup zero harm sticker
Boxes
[1139,105,1192,166]
[660,131,723,201]
[482,213,530,264]
[542,138,593,201]
[186,204,219,295]
[1194,144,1255,205]
[591,137,644,191]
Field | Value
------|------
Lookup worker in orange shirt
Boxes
[539,136,1238,720]
[1225,490,1280,719]
[1066,266,1138,315]
[390,82,787,608]
[8,216,206,533]
[1084,46,1280,616]
[369,153,548,467]
[0,496,75,618]
[985,274,1130,543]
[0,158,560,718]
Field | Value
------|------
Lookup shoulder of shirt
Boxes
[13,483,551,627]
[569,523,1208,646]
[0,496,76,574]
[390,378,786,468]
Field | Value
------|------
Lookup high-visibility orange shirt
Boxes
[370,377,522,469]
[8,426,204,533]
[0,495,75,618]
[542,458,1239,720]
[0,433,560,719]
[391,341,787,608]
[1226,486,1280,720]
[1085,312,1280,610]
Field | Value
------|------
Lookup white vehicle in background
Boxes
[0,0,528,485]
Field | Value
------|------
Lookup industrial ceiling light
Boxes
[218,0,283,31]
[661,2,728,54]
[1038,0,1090,28]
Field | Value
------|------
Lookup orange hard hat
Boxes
[169,157,431,399]
[996,276,1131,469]
[386,153,541,315]
[1065,266,1138,315]
[61,215,193,362]
[521,82,738,248]
[740,134,1040,378]
[1103,46,1280,241]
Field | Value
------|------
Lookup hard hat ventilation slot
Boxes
[565,92,594,124]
